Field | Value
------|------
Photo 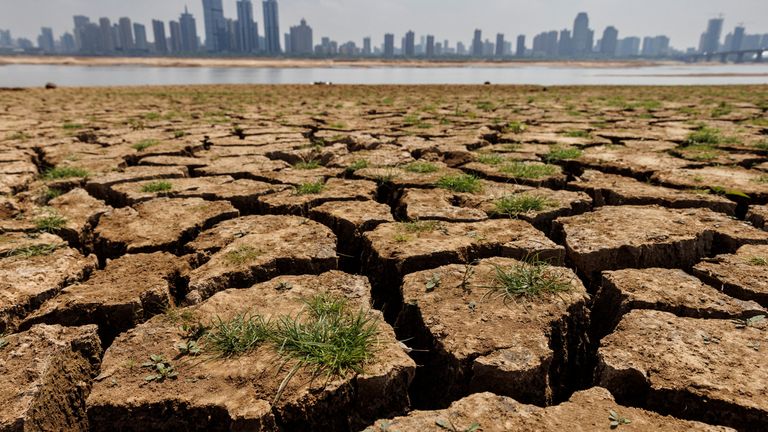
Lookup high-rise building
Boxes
[426,35,435,57]
[202,0,227,51]
[495,33,505,57]
[641,35,670,57]
[600,26,618,56]
[384,33,395,57]
[572,12,594,56]
[38,27,55,52]
[60,32,76,53]
[730,26,745,51]
[152,20,168,53]
[404,31,415,57]
[617,37,641,57]
[558,29,572,56]
[236,0,259,53]
[263,0,281,54]
[699,17,724,53]
[289,19,313,55]
[0,29,12,47]
[133,23,148,51]
[457,41,467,55]
[118,17,134,50]
[471,29,483,56]
[98,18,115,52]
[533,31,558,57]
[112,24,122,50]
[169,21,182,52]
[73,15,90,50]
[516,35,526,57]
[179,7,199,52]
[362,37,371,55]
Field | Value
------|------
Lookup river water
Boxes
[1,63,767,87]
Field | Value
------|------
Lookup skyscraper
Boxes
[558,30,572,56]
[99,18,115,52]
[179,7,199,52]
[404,31,415,57]
[202,0,227,52]
[600,26,618,56]
[426,35,435,57]
[118,17,134,51]
[169,21,182,52]
[236,0,259,53]
[572,12,594,56]
[516,35,526,57]
[289,19,313,55]
[362,37,371,55]
[617,37,641,57]
[495,33,505,57]
[38,27,55,52]
[699,17,724,53]
[133,23,148,51]
[383,33,394,57]
[731,26,745,51]
[471,29,483,56]
[73,15,90,50]
[263,0,281,54]
[152,20,168,53]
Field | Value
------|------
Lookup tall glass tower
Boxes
[202,0,227,51]
[263,0,281,54]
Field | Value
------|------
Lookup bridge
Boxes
[682,48,766,63]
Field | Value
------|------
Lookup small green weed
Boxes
[754,175,768,184]
[425,273,441,292]
[401,220,442,234]
[346,159,369,173]
[484,258,572,303]
[476,153,505,165]
[3,244,60,258]
[42,187,63,203]
[435,418,481,432]
[295,181,326,195]
[140,181,173,193]
[294,160,321,170]
[747,256,767,266]
[142,355,178,382]
[62,122,84,130]
[435,174,482,193]
[544,146,582,162]
[500,162,559,179]
[674,144,721,161]
[506,121,526,134]
[206,312,273,357]
[686,126,722,146]
[403,161,439,174]
[223,245,261,266]
[492,194,555,216]
[34,212,67,233]
[732,315,765,329]
[711,102,733,118]
[0,336,8,350]
[132,139,159,152]
[754,140,768,151]
[609,410,631,429]
[42,166,89,180]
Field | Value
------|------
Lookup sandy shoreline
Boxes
[0,55,677,69]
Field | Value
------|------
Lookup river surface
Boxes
[1,63,767,87]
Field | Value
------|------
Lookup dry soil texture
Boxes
[1,84,767,431]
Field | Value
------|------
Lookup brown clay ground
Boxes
[1,84,767,431]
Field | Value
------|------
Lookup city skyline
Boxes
[1,0,767,50]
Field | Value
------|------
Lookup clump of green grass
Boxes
[435,174,482,193]
[294,160,321,170]
[686,126,722,146]
[41,166,89,180]
[34,213,67,233]
[142,355,178,382]
[506,121,526,134]
[476,100,494,111]
[492,194,556,216]
[711,102,733,118]
[563,130,591,138]
[62,122,84,130]
[476,153,505,165]
[205,312,273,357]
[747,256,767,266]
[140,181,173,193]
[500,162,559,179]
[403,161,439,174]
[295,180,326,195]
[223,245,261,266]
[401,220,442,234]
[142,112,162,121]
[132,139,160,152]
[42,187,63,203]
[173,130,189,139]
[755,175,768,184]
[674,144,722,162]
[544,147,583,162]
[754,140,768,151]
[484,258,572,303]
[346,159,369,173]
[3,244,60,258]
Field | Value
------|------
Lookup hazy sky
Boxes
[1,0,767,49]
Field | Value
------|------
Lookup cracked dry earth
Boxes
[1,84,767,432]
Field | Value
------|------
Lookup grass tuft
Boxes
[295,180,326,195]
[544,146,583,162]
[563,130,591,138]
[294,160,321,170]
[206,312,273,357]
[34,212,67,233]
[506,121,526,134]
[3,244,60,258]
[403,161,439,174]
[400,220,442,234]
[346,159,369,173]
[492,194,556,216]
[223,245,261,266]
[747,256,767,266]
[476,153,505,165]
[686,126,722,146]
[42,166,89,180]
[484,258,572,303]
[132,139,160,152]
[140,181,173,193]
[500,162,559,179]
[435,174,482,193]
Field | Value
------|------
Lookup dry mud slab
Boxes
[554,205,768,279]
[0,324,102,432]
[597,310,768,431]
[86,272,414,432]
[747,205,767,229]
[364,388,733,432]
[692,244,768,307]
[396,257,589,407]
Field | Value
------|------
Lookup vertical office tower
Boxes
[617,37,641,57]
[236,0,259,53]
[383,33,395,57]
[600,26,618,56]
[558,29,572,56]
[425,35,435,57]
[133,23,148,51]
[572,12,594,56]
[202,0,227,51]
[471,29,483,56]
[180,7,199,52]
[111,24,122,50]
[118,17,134,50]
[263,0,281,54]
[73,15,90,50]
[495,33,505,57]
[169,21,182,52]
[98,18,115,52]
[38,27,55,52]
[516,35,526,57]
[289,19,313,55]
[699,17,724,53]
[731,26,745,51]
[363,37,371,55]
[404,31,415,57]
[152,20,168,53]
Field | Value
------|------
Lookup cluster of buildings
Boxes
[1,2,767,60]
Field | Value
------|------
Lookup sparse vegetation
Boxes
[2,244,60,258]
[223,245,261,266]
[62,122,84,130]
[609,410,632,429]
[484,258,572,303]
[711,102,733,118]
[140,181,173,193]
[41,166,89,180]
[132,139,160,152]
[492,194,556,216]
[0,336,8,350]
[295,180,326,195]
[673,144,721,161]
[403,161,439,174]
[476,153,505,165]
[294,159,321,170]
[499,162,559,179]
[142,355,178,382]
[747,256,767,266]
[42,187,63,203]
[435,418,481,432]
[401,220,442,234]
[544,146,583,162]
[755,175,768,184]
[506,121,526,134]
[34,212,67,233]
[435,174,482,193]
[346,159,369,173]
[206,312,272,357]
[686,126,722,146]
[563,130,591,138]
